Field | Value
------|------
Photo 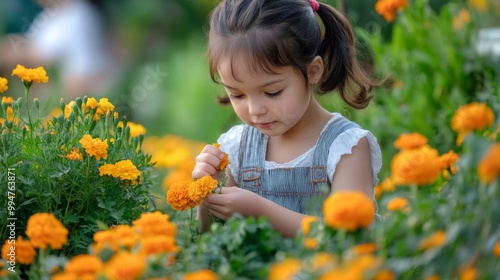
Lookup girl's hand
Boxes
[203,187,262,220]
[192,144,226,180]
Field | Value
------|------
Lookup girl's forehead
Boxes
[217,55,283,82]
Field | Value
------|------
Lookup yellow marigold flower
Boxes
[478,143,500,183]
[167,180,198,211]
[394,132,428,150]
[85,97,99,111]
[2,96,14,105]
[268,258,301,280]
[112,159,141,183]
[132,211,177,238]
[184,269,218,280]
[420,230,447,250]
[301,216,318,236]
[104,251,145,280]
[375,0,408,22]
[460,267,477,280]
[138,235,178,257]
[0,77,8,93]
[319,268,359,280]
[323,191,376,231]
[96,98,115,116]
[451,102,495,145]
[98,163,115,176]
[11,64,49,84]
[493,241,500,256]
[468,0,488,11]
[26,213,68,250]
[391,145,444,186]
[66,148,83,161]
[79,134,108,160]
[2,236,36,265]
[118,121,147,138]
[6,106,13,122]
[64,101,77,118]
[453,9,470,30]
[64,254,103,276]
[188,176,218,205]
[387,197,410,212]
[213,143,229,170]
[352,243,377,255]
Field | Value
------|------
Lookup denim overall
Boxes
[237,117,361,215]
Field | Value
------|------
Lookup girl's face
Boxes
[218,57,314,137]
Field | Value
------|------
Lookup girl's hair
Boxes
[208,0,377,109]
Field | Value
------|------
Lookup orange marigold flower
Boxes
[387,197,409,212]
[493,241,500,257]
[213,143,229,170]
[184,269,218,280]
[79,134,108,160]
[268,258,301,280]
[352,243,377,255]
[375,270,395,280]
[323,191,376,231]
[2,96,14,105]
[132,211,177,238]
[0,77,8,93]
[440,150,460,175]
[98,163,116,176]
[104,251,145,280]
[65,148,83,161]
[478,143,500,183]
[375,0,408,22]
[309,252,337,270]
[453,9,470,30]
[26,213,68,250]
[2,236,36,265]
[377,177,396,193]
[92,225,140,253]
[451,102,495,145]
[391,145,444,186]
[420,230,447,250]
[138,235,178,257]
[166,180,198,211]
[301,216,318,236]
[118,121,147,138]
[64,254,103,276]
[394,132,428,150]
[188,176,218,205]
[11,64,49,84]
[460,267,477,280]
[425,275,440,280]
[304,238,319,250]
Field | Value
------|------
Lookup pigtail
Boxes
[315,3,377,109]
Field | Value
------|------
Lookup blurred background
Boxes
[1,0,499,177]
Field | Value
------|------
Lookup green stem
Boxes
[24,83,34,133]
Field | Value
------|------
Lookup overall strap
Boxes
[238,125,266,182]
[310,117,361,184]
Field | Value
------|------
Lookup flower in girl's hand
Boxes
[212,143,229,171]
[166,176,218,211]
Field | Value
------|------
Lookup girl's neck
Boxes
[266,99,332,164]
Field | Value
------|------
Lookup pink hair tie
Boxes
[309,0,320,12]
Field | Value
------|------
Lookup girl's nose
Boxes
[247,98,266,116]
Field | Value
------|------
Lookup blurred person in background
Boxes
[0,0,126,103]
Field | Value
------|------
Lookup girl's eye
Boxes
[228,94,244,99]
[265,90,283,97]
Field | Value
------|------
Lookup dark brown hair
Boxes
[208,0,377,109]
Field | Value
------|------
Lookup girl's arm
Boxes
[331,137,374,197]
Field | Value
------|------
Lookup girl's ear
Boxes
[307,56,324,84]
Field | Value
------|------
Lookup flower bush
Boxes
[0,65,156,264]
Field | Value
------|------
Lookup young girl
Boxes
[192,0,382,238]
